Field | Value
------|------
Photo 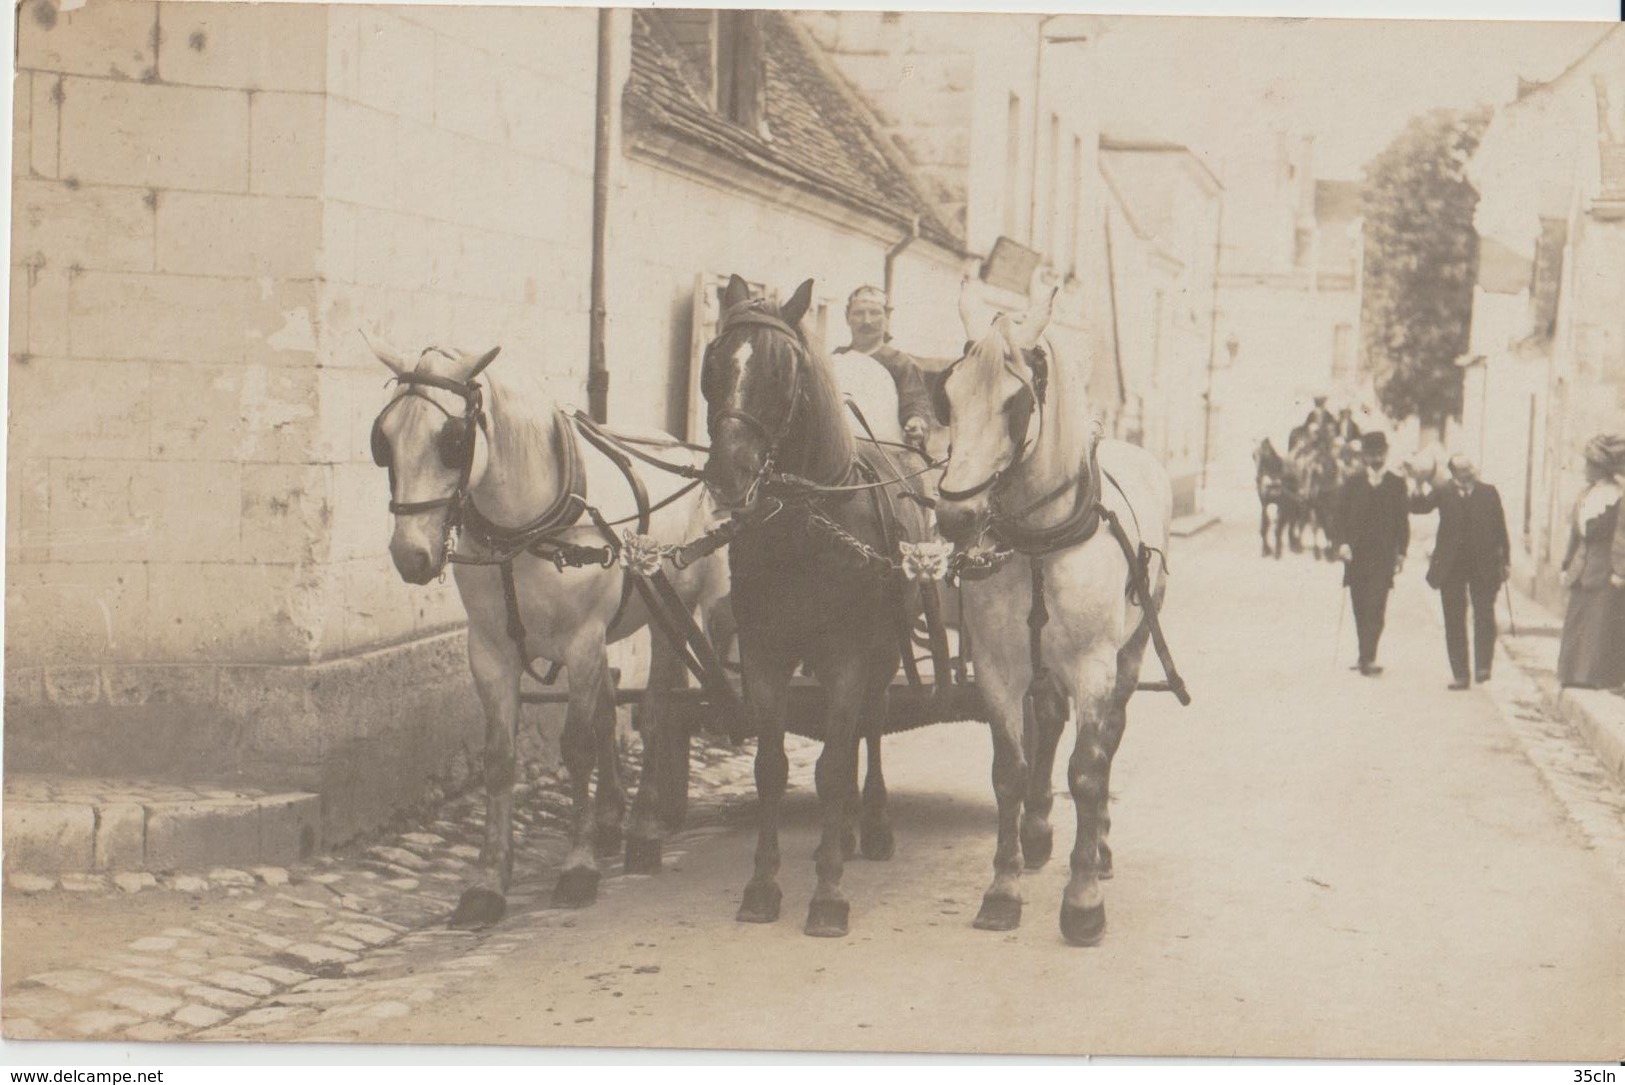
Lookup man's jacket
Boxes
[1410,482,1511,590]
[1338,471,1410,587]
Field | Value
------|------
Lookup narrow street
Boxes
[6,520,1623,1059]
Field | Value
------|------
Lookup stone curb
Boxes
[1171,513,1220,539]
[4,790,321,882]
[1492,584,1625,790]
[1553,687,1625,786]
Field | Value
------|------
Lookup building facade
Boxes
[1100,139,1223,515]
[1202,132,1368,504]
[798,11,1125,431]
[1459,27,1625,608]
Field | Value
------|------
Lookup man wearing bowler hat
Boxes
[1336,432,1410,676]
[1408,454,1511,689]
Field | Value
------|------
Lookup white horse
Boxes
[364,332,730,927]
[932,284,1173,946]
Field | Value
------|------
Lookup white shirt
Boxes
[831,350,903,445]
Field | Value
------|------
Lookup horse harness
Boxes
[931,334,1191,708]
[707,301,953,693]
[370,362,744,732]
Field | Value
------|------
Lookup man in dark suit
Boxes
[1336,432,1410,676]
[1408,454,1511,689]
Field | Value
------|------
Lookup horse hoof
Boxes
[860,822,895,861]
[593,823,623,860]
[624,836,662,875]
[972,894,1022,931]
[804,898,850,938]
[448,887,506,929]
[1021,823,1054,869]
[736,880,782,924]
[552,867,600,909]
[1059,901,1107,947]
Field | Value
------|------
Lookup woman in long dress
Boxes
[1557,434,1625,688]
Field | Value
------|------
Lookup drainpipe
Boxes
[587,8,614,423]
[883,215,921,305]
[1199,194,1225,502]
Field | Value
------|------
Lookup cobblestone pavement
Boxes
[2,737,793,1044]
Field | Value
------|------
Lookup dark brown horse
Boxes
[701,275,933,938]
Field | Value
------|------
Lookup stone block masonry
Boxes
[7,0,596,848]
[3,777,322,877]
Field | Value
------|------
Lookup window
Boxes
[1151,290,1166,385]
[1039,112,1060,255]
[656,10,766,133]
[1293,226,1313,269]
[1068,135,1083,275]
[1331,323,1353,379]
[1004,93,1023,238]
[715,11,766,131]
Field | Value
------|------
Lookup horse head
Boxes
[363,328,501,584]
[934,281,1057,543]
[699,275,843,509]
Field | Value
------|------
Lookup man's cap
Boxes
[846,285,887,309]
[1360,432,1388,455]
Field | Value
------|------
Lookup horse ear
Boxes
[722,274,751,311]
[958,277,987,341]
[780,279,814,328]
[464,346,501,381]
[1010,286,1057,349]
[360,326,410,376]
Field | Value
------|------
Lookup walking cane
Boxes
[1503,581,1518,637]
[1333,584,1347,667]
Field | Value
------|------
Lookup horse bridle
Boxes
[933,339,1049,504]
[705,305,805,503]
[371,347,500,519]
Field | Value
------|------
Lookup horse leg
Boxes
[591,665,626,859]
[448,631,521,929]
[553,643,611,907]
[805,653,874,938]
[737,643,794,924]
[1273,506,1285,560]
[1260,503,1271,557]
[972,675,1027,932]
[1097,616,1154,880]
[859,718,895,861]
[625,633,686,875]
[1060,654,1119,946]
[1020,670,1068,869]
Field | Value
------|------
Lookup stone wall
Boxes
[7,0,598,843]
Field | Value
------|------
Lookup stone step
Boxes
[3,775,321,881]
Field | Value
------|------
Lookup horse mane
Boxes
[790,332,856,483]
[959,319,1093,501]
[415,346,566,503]
[479,362,562,477]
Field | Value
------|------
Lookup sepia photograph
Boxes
[1,0,1622,1064]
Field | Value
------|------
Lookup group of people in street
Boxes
[1334,423,1625,693]
[832,289,1625,698]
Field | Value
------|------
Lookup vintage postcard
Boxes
[4,0,1622,1063]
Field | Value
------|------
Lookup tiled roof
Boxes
[624,10,960,250]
